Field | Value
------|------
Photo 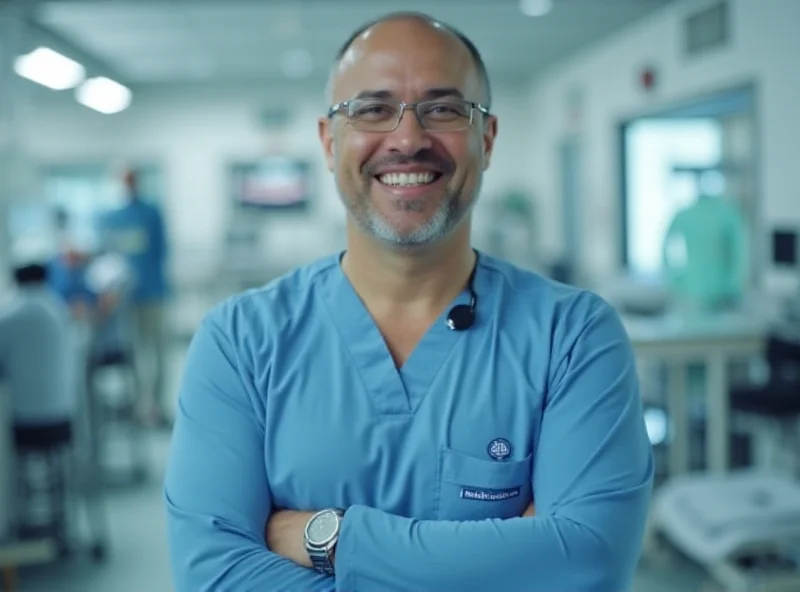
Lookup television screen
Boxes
[772,228,798,267]
[231,158,311,210]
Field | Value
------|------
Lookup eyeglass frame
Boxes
[326,97,491,132]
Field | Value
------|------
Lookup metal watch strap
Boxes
[306,509,343,576]
[308,546,335,575]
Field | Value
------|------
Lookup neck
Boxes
[342,222,476,319]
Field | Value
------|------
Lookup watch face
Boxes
[306,511,339,546]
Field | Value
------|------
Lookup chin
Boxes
[366,212,452,247]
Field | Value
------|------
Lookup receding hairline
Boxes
[325,12,492,108]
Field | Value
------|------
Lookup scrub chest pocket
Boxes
[436,446,532,520]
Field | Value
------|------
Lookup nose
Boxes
[384,105,434,154]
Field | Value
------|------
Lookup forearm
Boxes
[166,317,334,592]
[166,494,333,592]
[335,496,648,592]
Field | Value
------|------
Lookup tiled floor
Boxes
[12,343,710,592]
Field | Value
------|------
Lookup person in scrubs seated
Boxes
[0,263,77,446]
[165,11,654,592]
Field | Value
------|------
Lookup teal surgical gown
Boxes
[662,194,749,309]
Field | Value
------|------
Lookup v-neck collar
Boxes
[321,253,475,416]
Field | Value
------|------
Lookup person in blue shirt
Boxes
[100,170,170,427]
[165,11,654,592]
[0,262,77,431]
[47,247,96,320]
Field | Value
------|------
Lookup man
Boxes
[99,170,170,427]
[165,12,653,592]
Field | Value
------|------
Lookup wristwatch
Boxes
[304,509,344,575]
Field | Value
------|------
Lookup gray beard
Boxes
[341,179,481,247]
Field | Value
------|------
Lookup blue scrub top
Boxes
[165,252,654,592]
[47,256,96,307]
[99,199,168,303]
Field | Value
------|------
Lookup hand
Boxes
[265,509,316,568]
[522,502,536,517]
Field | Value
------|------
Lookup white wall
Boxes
[19,80,534,283]
[525,0,800,291]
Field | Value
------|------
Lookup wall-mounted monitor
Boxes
[230,157,312,211]
[772,228,798,267]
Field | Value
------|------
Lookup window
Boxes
[623,118,722,278]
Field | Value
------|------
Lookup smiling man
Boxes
[165,11,654,592]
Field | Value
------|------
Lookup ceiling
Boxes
[31,0,678,88]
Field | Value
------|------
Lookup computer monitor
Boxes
[230,157,312,211]
[772,228,798,267]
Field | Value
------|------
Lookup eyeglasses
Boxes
[327,98,490,132]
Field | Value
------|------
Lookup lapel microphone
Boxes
[446,250,479,331]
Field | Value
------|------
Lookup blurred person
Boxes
[0,262,77,447]
[99,169,170,427]
[165,11,653,592]
[48,207,98,320]
[53,206,70,250]
[47,245,96,321]
[84,248,136,364]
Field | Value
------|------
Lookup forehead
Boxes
[332,19,482,102]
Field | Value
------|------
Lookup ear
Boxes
[481,115,498,171]
[318,117,335,172]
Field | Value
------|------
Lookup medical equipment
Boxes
[650,471,800,592]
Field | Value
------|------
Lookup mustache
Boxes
[363,151,454,178]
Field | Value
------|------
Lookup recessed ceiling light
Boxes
[13,47,85,90]
[76,77,132,114]
[520,0,553,18]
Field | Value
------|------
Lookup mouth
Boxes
[374,171,443,188]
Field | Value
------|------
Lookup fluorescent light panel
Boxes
[76,77,132,115]
[13,46,85,90]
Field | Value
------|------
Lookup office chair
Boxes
[730,333,800,476]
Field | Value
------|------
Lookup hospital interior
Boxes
[0,0,799,590]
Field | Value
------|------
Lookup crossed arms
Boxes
[165,301,654,592]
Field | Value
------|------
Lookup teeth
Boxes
[378,172,436,186]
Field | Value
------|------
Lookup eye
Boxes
[423,102,468,119]
[351,102,395,120]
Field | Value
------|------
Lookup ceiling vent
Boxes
[685,1,730,57]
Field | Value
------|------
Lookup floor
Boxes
[11,343,710,592]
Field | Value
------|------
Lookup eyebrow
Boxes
[352,87,466,101]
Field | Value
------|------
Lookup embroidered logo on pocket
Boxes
[487,438,512,461]
[460,487,521,501]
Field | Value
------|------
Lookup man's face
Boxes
[319,19,497,247]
